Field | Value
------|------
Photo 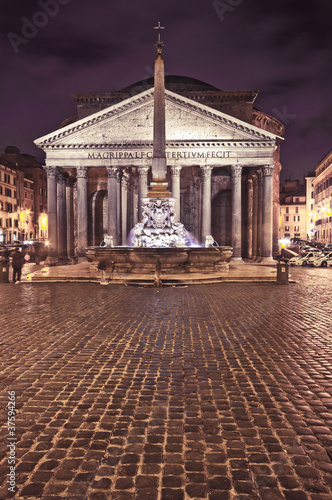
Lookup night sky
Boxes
[1,0,331,182]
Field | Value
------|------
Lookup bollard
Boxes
[154,258,162,288]
[276,258,289,285]
[0,260,9,283]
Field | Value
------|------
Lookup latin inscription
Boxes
[87,150,231,160]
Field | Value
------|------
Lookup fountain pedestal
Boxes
[86,246,233,275]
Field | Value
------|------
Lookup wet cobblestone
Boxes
[0,267,331,499]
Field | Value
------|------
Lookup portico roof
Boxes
[35,88,282,169]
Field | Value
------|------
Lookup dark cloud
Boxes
[26,33,122,68]
[300,107,332,137]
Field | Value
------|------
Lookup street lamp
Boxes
[39,213,48,241]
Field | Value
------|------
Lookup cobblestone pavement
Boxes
[0,267,331,500]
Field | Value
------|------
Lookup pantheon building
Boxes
[35,75,284,262]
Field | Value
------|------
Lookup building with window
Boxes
[0,164,17,244]
[312,149,332,244]
[0,147,48,240]
[20,177,35,241]
[305,174,315,241]
[279,180,306,241]
[0,163,37,243]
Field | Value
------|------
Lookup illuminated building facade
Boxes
[0,164,18,244]
[305,175,315,240]
[35,75,284,261]
[312,149,332,244]
[279,180,306,241]
[0,163,36,243]
[0,147,48,241]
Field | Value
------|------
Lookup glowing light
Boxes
[19,209,30,223]
[279,238,290,247]
[40,215,48,230]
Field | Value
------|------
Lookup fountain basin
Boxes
[86,246,233,275]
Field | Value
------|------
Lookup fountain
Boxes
[86,23,232,283]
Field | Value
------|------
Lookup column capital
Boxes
[57,170,67,182]
[106,166,120,179]
[262,165,274,177]
[200,165,213,178]
[170,165,182,177]
[65,176,76,188]
[256,168,263,180]
[137,166,150,176]
[77,166,89,179]
[231,165,242,178]
[44,166,58,178]
[122,170,131,190]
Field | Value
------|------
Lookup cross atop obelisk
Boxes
[154,21,165,54]
[147,22,172,197]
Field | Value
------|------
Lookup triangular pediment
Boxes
[35,88,280,149]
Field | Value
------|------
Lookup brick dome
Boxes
[121,75,219,95]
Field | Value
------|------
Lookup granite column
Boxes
[76,166,88,258]
[252,175,258,260]
[231,165,243,261]
[66,177,75,259]
[137,167,149,221]
[200,166,213,242]
[57,170,67,259]
[121,170,130,245]
[107,167,119,245]
[45,166,58,258]
[170,165,182,221]
[262,165,274,262]
[247,176,253,260]
[256,169,263,261]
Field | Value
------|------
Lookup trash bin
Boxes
[276,258,289,285]
[0,260,9,283]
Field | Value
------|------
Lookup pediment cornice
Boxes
[35,89,154,147]
[41,139,275,150]
[35,88,281,149]
[164,90,280,141]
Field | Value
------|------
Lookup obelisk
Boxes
[132,23,189,247]
[147,22,172,198]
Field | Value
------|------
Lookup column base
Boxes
[46,256,58,267]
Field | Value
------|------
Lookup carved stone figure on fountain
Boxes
[132,198,189,248]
